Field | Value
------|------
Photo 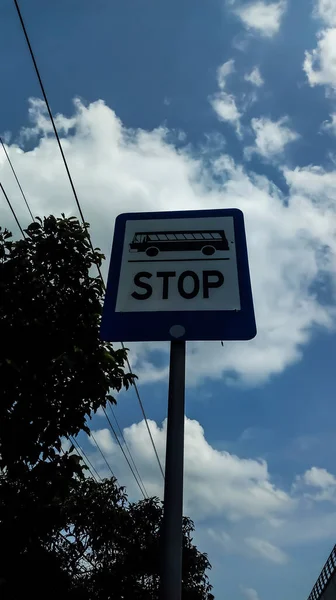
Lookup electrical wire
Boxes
[0,182,26,237]
[89,430,116,479]
[58,531,95,571]
[0,136,34,221]
[102,406,148,499]
[13,0,165,483]
[12,0,103,281]
[121,352,165,479]
[108,402,147,491]
[60,443,99,483]
[69,435,102,483]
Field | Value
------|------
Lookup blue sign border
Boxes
[101,209,256,341]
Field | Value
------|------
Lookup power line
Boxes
[108,402,148,492]
[102,406,147,499]
[58,531,95,571]
[89,430,116,479]
[122,351,165,479]
[0,182,26,237]
[0,136,34,222]
[69,435,102,483]
[12,0,103,282]
[13,0,165,483]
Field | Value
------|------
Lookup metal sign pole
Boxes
[160,339,186,600]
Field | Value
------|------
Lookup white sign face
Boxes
[115,216,241,313]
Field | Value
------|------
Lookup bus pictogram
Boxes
[129,230,229,257]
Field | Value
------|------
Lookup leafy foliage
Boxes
[59,480,214,599]
[0,215,133,471]
[0,215,214,599]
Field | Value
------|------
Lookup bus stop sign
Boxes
[100,208,256,342]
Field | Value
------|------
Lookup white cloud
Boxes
[210,92,242,130]
[210,60,242,134]
[1,99,336,386]
[303,467,336,489]
[314,0,336,26]
[245,536,288,564]
[322,113,336,133]
[244,66,264,87]
[208,527,288,565]
[87,416,336,571]
[241,587,261,600]
[234,1,287,37]
[304,28,336,89]
[247,116,299,158]
[90,417,293,520]
[295,467,336,502]
[217,59,235,89]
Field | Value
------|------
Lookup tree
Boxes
[0,215,133,472]
[58,478,214,600]
[0,215,214,599]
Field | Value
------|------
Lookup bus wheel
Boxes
[146,247,159,257]
[202,245,215,256]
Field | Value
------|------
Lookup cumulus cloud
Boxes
[90,417,293,520]
[322,113,336,133]
[210,60,242,134]
[303,467,336,488]
[217,59,235,89]
[87,415,336,566]
[295,467,336,502]
[210,93,241,130]
[241,587,261,600]
[246,116,299,158]
[244,66,264,87]
[244,536,288,563]
[208,527,288,565]
[234,1,287,37]
[1,98,336,386]
[314,0,336,26]
[304,28,336,89]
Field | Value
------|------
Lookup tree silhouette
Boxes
[0,215,214,599]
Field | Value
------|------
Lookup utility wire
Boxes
[12,0,103,281]
[122,352,165,479]
[0,136,34,221]
[69,435,102,483]
[102,406,147,499]
[58,531,95,571]
[60,442,99,483]
[89,430,116,479]
[0,182,26,237]
[13,0,165,483]
[108,402,147,492]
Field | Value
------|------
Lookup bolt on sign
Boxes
[100,209,256,342]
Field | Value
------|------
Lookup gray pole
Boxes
[160,339,186,600]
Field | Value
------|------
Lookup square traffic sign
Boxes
[100,209,256,341]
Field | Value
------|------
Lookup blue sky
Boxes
[2,1,336,599]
